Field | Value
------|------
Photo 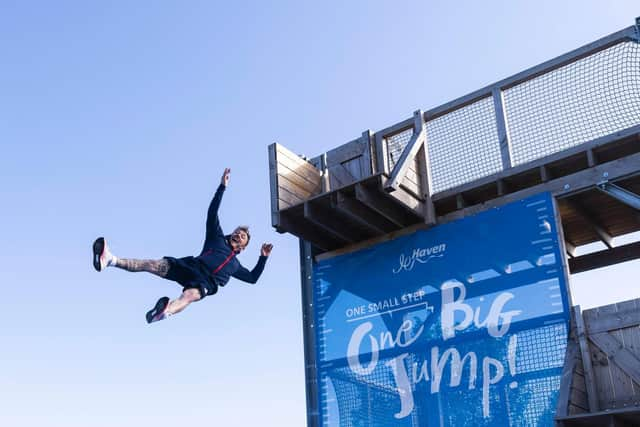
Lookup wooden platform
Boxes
[282,20,640,427]
[269,22,640,270]
[271,128,640,272]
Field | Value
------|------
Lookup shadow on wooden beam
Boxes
[304,201,363,244]
[355,182,420,228]
[332,191,397,236]
[277,212,342,252]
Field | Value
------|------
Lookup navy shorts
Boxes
[163,256,218,299]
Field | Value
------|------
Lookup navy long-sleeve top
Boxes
[195,184,267,288]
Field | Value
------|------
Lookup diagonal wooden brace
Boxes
[384,110,427,193]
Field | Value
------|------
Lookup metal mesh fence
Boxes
[514,323,567,373]
[386,128,414,171]
[381,39,640,194]
[319,326,568,426]
[504,40,640,166]
[328,360,417,427]
[507,376,561,426]
[426,97,503,193]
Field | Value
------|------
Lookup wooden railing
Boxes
[269,20,640,225]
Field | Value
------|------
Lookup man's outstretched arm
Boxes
[204,168,230,243]
[232,243,273,284]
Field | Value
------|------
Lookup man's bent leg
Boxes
[165,288,201,316]
[115,258,170,278]
[146,289,201,324]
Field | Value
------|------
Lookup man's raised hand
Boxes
[221,168,231,187]
[261,243,273,257]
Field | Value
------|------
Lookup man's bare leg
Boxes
[115,258,170,278]
[166,289,201,315]
[147,289,201,323]
[93,237,169,278]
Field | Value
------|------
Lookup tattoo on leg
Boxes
[115,258,169,278]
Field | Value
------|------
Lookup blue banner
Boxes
[312,192,570,426]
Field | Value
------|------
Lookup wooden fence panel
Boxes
[268,143,322,225]
[326,137,373,190]
[581,299,640,410]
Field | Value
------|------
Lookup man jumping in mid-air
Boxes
[92,168,273,323]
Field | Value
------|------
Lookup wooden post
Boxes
[375,130,389,176]
[268,143,281,228]
[587,149,596,167]
[418,143,436,225]
[556,334,579,418]
[575,306,600,412]
[361,130,374,177]
[414,111,436,225]
[299,240,320,427]
[320,153,330,193]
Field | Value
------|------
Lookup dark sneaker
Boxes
[92,237,115,272]
[146,297,170,324]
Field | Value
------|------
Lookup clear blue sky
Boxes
[1,1,638,426]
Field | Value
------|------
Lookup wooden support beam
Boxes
[320,153,329,193]
[355,183,411,228]
[565,240,577,258]
[304,202,359,244]
[374,131,390,176]
[277,213,339,252]
[416,144,436,225]
[587,149,597,167]
[361,130,374,176]
[569,241,640,274]
[540,165,550,182]
[583,304,640,334]
[556,337,579,417]
[298,240,320,426]
[268,143,281,227]
[384,110,426,193]
[496,179,508,196]
[575,307,600,412]
[564,199,613,248]
[332,192,394,236]
[379,176,424,216]
[439,153,640,224]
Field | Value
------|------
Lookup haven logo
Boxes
[393,243,447,274]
